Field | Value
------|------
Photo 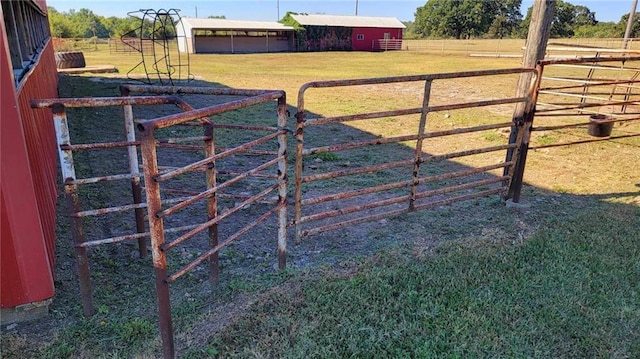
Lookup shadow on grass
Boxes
[1,73,638,359]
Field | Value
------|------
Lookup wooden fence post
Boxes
[505,0,556,202]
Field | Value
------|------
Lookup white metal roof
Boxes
[289,14,405,29]
[178,17,294,31]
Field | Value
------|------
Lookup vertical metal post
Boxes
[276,95,288,269]
[121,87,148,258]
[204,122,219,284]
[293,108,306,244]
[409,80,432,211]
[52,103,95,317]
[140,127,174,359]
[504,0,556,201]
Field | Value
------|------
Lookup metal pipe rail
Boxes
[131,85,289,359]
[30,95,191,318]
[33,85,290,359]
[529,55,640,150]
[294,68,537,244]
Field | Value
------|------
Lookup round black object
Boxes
[55,51,86,69]
[587,114,613,137]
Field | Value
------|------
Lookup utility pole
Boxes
[623,0,638,49]
[195,6,198,18]
[355,0,358,15]
[277,0,280,20]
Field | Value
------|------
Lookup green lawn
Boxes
[196,203,639,358]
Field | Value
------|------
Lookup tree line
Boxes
[408,0,637,39]
[48,1,638,40]
[48,7,226,38]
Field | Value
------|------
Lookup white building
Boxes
[176,18,295,54]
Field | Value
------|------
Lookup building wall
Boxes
[1,5,58,308]
[351,27,403,51]
[295,26,352,52]
[194,35,291,53]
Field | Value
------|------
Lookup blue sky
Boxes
[47,0,632,23]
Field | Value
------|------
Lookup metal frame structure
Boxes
[129,85,288,358]
[32,86,288,358]
[293,68,538,243]
[123,9,193,85]
[31,95,178,316]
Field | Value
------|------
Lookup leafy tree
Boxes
[48,7,73,37]
[67,8,109,38]
[520,0,596,38]
[619,12,640,37]
[101,16,140,38]
[486,0,523,38]
[414,0,521,39]
[402,21,421,39]
[574,22,622,38]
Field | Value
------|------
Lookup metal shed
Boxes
[176,18,295,54]
[287,13,406,51]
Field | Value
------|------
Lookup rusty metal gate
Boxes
[32,95,181,317]
[129,85,288,357]
[32,86,288,358]
[293,68,538,242]
[532,55,640,147]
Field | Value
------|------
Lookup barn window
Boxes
[356,34,364,40]
[2,0,50,86]
[384,33,391,39]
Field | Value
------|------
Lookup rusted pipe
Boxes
[156,157,282,219]
[139,126,174,359]
[154,131,284,183]
[167,203,286,283]
[31,95,178,108]
[51,103,95,317]
[276,96,289,269]
[137,91,284,131]
[161,183,279,252]
[410,80,432,211]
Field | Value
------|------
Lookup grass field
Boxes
[1,41,639,358]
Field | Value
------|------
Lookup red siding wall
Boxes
[1,21,58,307]
[351,27,403,51]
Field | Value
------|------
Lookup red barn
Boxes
[1,0,59,323]
[285,13,405,52]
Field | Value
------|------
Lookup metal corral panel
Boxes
[1,34,58,307]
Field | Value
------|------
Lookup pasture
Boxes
[1,40,639,358]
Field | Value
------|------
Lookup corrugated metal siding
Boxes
[15,39,59,269]
[1,20,56,307]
